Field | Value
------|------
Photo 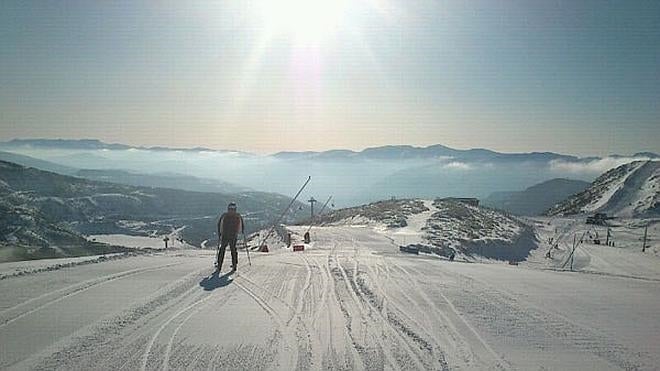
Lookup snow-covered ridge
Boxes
[425,200,522,246]
[421,200,535,261]
[310,199,430,228]
[310,198,536,261]
[548,160,659,217]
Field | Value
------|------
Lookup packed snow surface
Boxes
[88,234,170,249]
[1,224,658,370]
[526,217,660,280]
[89,233,196,250]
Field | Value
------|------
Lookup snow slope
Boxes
[525,216,660,280]
[548,160,659,217]
[422,199,536,261]
[0,227,657,370]
[317,198,536,262]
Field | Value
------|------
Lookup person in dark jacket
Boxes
[216,202,244,271]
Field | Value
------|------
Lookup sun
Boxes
[258,0,349,44]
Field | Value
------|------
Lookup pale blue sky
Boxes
[1,0,658,155]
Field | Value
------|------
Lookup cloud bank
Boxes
[549,156,655,175]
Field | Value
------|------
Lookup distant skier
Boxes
[216,202,245,272]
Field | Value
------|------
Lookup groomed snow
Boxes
[1,224,658,370]
[526,217,660,280]
[88,227,197,250]
[88,234,170,249]
[377,199,436,246]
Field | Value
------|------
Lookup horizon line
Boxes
[1,136,658,159]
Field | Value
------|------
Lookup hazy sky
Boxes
[1,0,659,156]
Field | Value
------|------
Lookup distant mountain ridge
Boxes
[2,139,132,150]
[273,145,659,162]
[3,138,658,208]
[0,151,246,194]
[0,139,234,154]
[2,138,657,160]
[483,178,591,216]
[273,144,582,162]
[0,151,78,175]
[547,160,660,218]
[74,169,247,194]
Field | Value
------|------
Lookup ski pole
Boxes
[215,238,221,267]
[243,233,252,266]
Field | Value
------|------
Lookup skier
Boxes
[216,202,245,272]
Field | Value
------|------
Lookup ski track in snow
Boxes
[0,226,658,370]
[390,262,507,370]
[0,262,179,329]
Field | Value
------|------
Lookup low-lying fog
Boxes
[4,146,654,207]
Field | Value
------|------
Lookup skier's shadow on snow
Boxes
[199,271,233,291]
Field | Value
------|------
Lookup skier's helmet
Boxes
[227,202,237,211]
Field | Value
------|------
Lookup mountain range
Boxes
[1,138,658,207]
[0,151,246,194]
[3,138,657,160]
[1,150,657,262]
[0,138,225,153]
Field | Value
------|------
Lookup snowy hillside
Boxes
[547,160,659,217]
[0,160,303,259]
[0,199,84,246]
[306,199,429,228]
[311,198,536,262]
[423,200,536,261]
[0,198,133,261]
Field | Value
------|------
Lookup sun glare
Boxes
[259,0,348,43]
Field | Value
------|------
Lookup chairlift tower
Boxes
[308,197,318,219]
